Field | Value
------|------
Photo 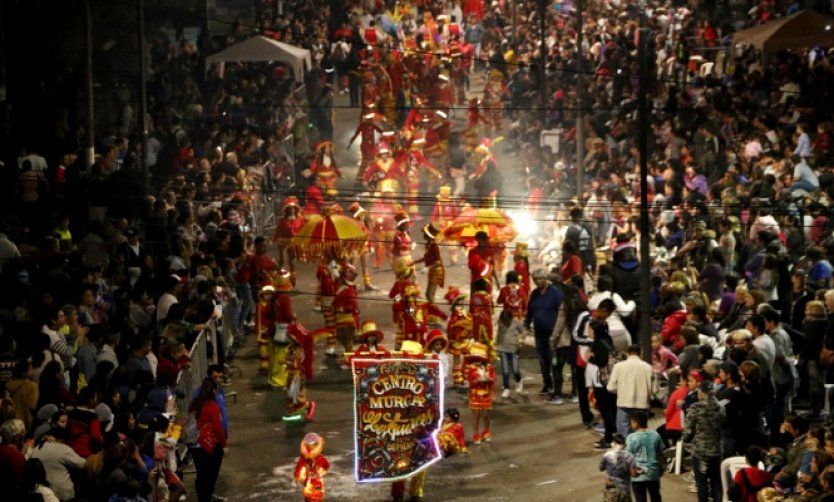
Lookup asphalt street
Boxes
[202,78,697,501]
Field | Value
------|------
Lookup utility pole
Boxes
[575,0,584,200]
[637,0,652,363]
[84,0,95,171]
[138,0,149,193]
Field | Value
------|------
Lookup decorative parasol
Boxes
[291,210,369,262]
[443,207,518,245]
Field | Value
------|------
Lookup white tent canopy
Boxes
[205,35,312,83]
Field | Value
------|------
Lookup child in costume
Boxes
[470,277,495,359]
[466,342,495,444]
[398,285,447,348]
[424,328,452,388]
[413,224,444,304]
[316,255,339,355]
[284,325,316,421]
[445,287,473,389]
[496,309,525,399]
[294,433,329,502]
[352,320,390,358]
[255,270,295,388]
[437,408,468,456]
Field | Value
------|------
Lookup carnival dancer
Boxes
[496,270,528,320]
[470,138,501,184]
[397,285,447,348]
[257,270,295,388]
[466,342,495,444]
[284,324,316,421]
[413,224,444,304]
[468,231,499,292]
[513,242,531,298]
[347,109,382,182]
[272,196,304,282]
[370,180,401,270]
[390,340,430,502]
[463,98,490,152]
[389,257,419,329]
[347,201,378,291]
[352,320,390,357]
[425,328,452,387]
[393,212,414,263]
[316,255,339,355]
[445,287,473,389]
[423,110,451,174]
[294,433,329,502]
[309,141,341,194]
[430,186,461,266]
[470,277,495,360]
[332,263,359,361]
[394,139,443,220]
[302,174,327,219]
[437,408,468,456]
[362,142,402,190]
[482,71,507,135]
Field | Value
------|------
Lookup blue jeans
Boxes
[534,332,553,390]
[499,351,521,390]
[617,407,647,436]
[236,283,254,333]
[692,455,722,502]
[791,180,818,193]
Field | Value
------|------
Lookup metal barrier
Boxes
[175,320,219,414]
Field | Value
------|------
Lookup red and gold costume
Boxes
[348,202,376,290]
[351,321,390,358]
[316,259,339,353]
[389,258,418,326]
[395,141,443,219]
[438,419,468,456]
[255,272,295,387]
[332,264,359,354]
[466,348,495,410]
[415,224,444,304]
[513,243,531,298]
[423,112,450,171]
[272,196,304,278]
[392,213,413,261]
[468,248,495,293]
[396,286,447,348]
[463,99,490,152]
[370,183,402,269]
[430,186,461,265]
[362,143,402,189]
[285,325,315,419]
[309,141,341,193]
[294,433,329,502]
[497,282,528,320]
[445,287,473,387]
[482,72,507,134]
[470,288,494,359]
[348,111,382,181]
[302,182,326,220]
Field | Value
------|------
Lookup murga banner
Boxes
[351,357,443,483]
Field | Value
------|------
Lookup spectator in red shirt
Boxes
[190,378,228,502]
[0,418,26,495]
[560,241,584,283]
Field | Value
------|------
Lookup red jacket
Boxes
[67,408,103,458]
[733,467,772,502]
[197,400,227,451]
[664,386,688,431]
[333,285,359,329]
